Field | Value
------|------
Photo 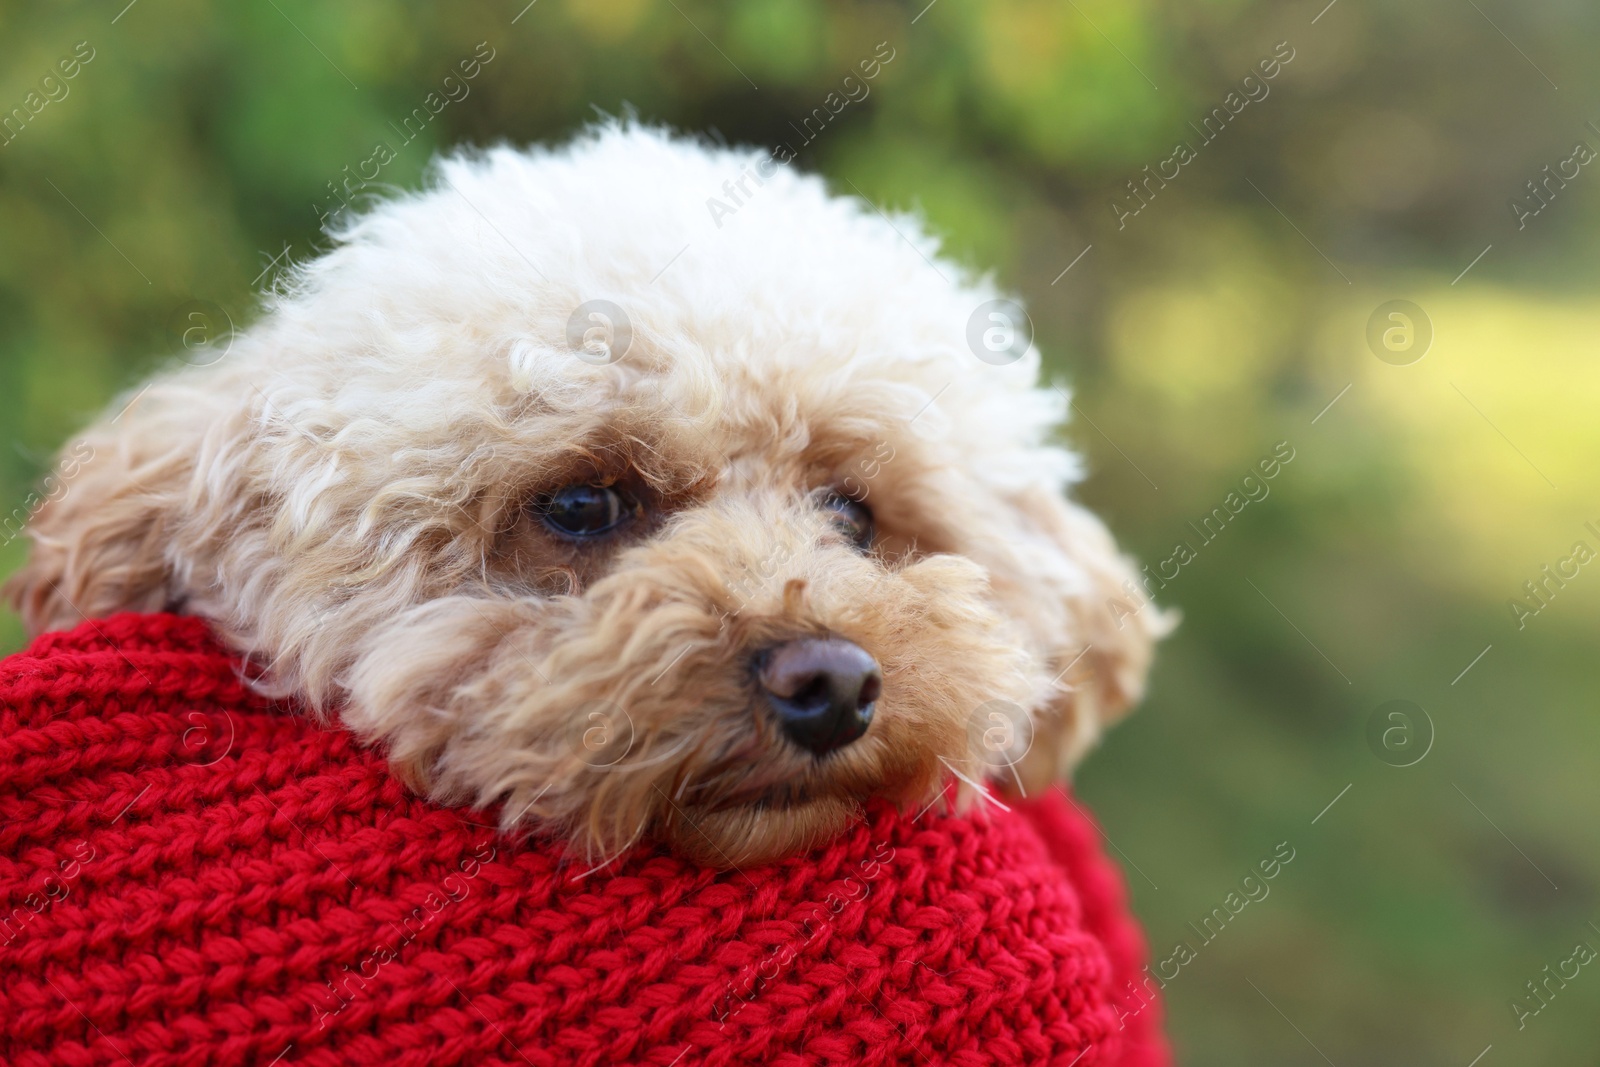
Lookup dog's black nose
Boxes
[757,638,881,757]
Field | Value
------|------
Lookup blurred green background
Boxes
[3,0,1597,1062]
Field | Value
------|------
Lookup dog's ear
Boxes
[4,397,198,636]
[978,482,1173,794]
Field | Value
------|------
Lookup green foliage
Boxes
[3,1,1598,1061]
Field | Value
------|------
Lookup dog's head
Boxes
[6,125,1166,866]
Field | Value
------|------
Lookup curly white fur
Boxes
[7,124,1167,866]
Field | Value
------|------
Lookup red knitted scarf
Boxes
[0,612,1167,1066]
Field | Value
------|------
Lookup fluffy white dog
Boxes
[7,124,1163,866]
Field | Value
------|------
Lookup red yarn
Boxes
[0,612,1167,1066]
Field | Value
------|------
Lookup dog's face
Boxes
[7,127,1163,867]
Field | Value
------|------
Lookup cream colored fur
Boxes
[6,124,1167,867]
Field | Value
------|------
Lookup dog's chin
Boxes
[663,793,872,868]
[657,739,948,868]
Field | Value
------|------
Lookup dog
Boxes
[5,124,1165,868]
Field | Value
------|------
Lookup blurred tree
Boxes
[3,1,1598,1061]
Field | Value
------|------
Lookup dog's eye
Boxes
[535,484,633,538]
[820,492,873,550]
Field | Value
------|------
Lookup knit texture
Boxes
[0,612,1167,1067]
